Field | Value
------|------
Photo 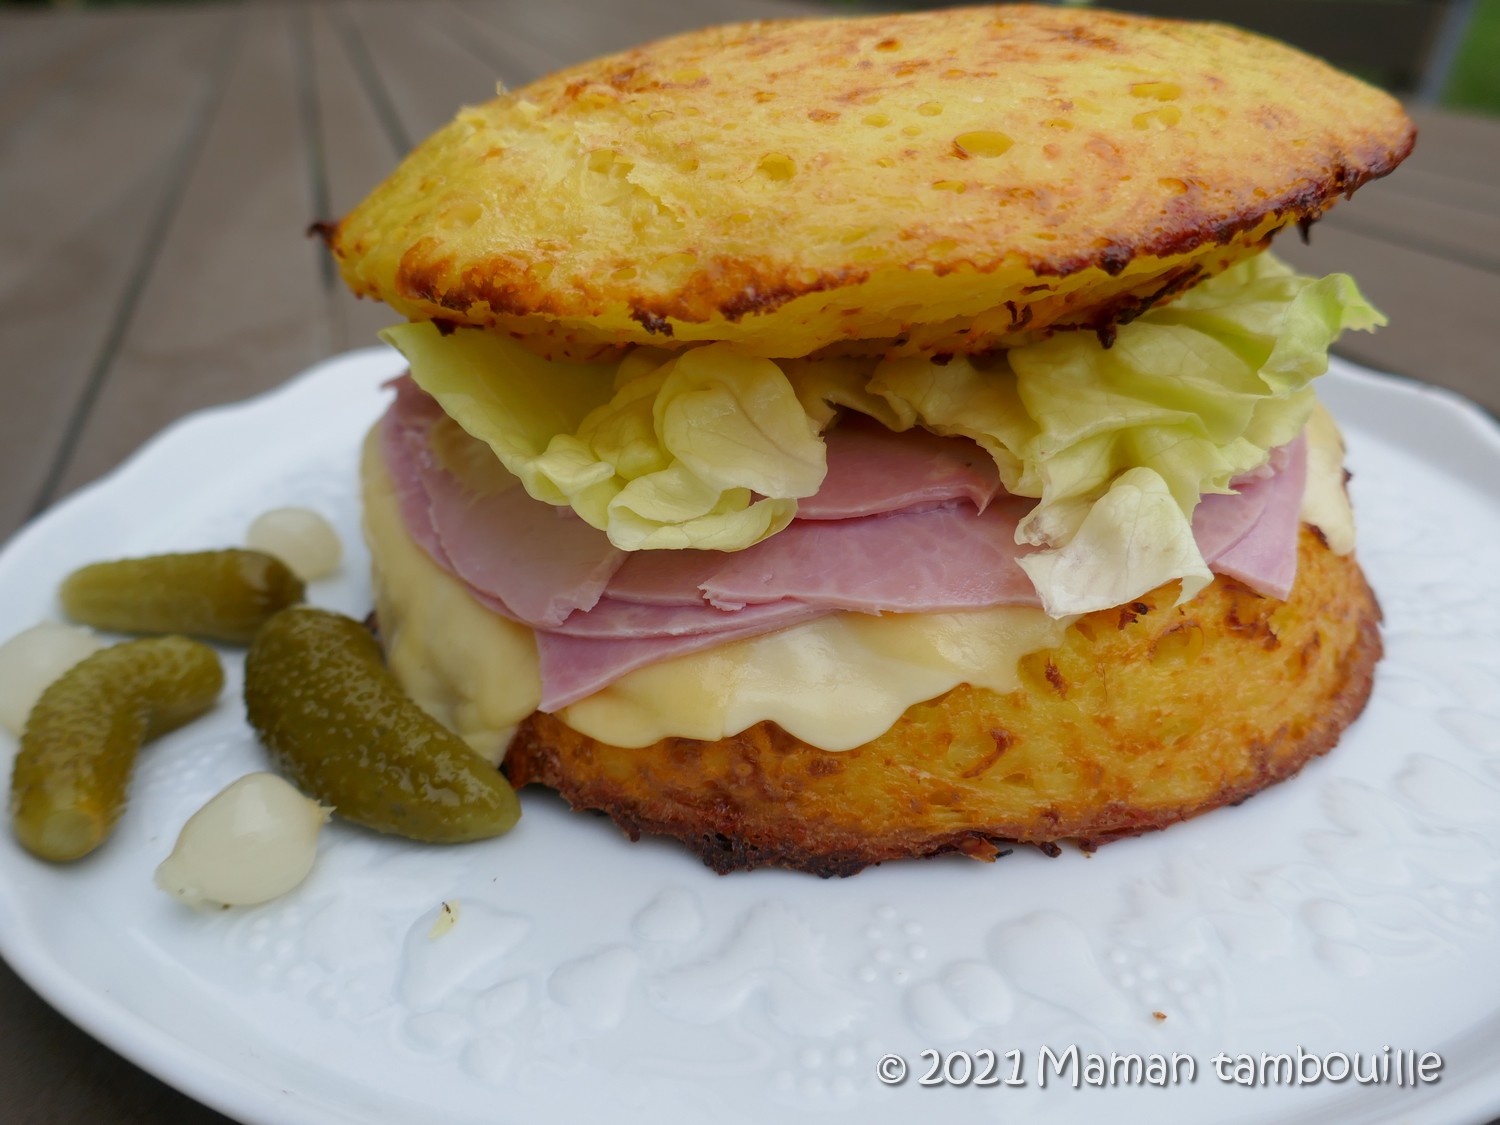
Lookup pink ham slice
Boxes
[469,586,818,639]
[603,497,1038,613]
[605,550,725,606]
[380,378,1309,711]
[699,496,1040,612]
[534,602,831,711]
[431,485,623,628]
[797,415,1003,519]
[382,379,625,627]
[1193,435,1301,560]
[380,383,453,570]
[1205,433,1306,600]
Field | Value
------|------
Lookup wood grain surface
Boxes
[0,2,1497,1123]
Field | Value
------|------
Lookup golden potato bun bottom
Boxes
[506,528,1381,876]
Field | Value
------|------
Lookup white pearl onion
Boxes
[155,773,330,908]
[246,507,342,580]
[0,622,105,736]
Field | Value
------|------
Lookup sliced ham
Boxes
[1192,434,1304,563]
[1206,434,1306,600]
[472,586,817,640]
[432,484,623,628]
[605,498,1038,614]
[699,497,1040,612]
[1193,477,1272,561]
[797,414,1003,519]
[381,378,1308,711]
[380,382,453,570]
[383,378,625,627]
[605,550,725,607]
[534,603,829,711]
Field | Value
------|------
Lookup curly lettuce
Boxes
[382,327,826,551]
[841,255,1384,613]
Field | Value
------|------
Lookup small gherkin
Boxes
[11,636,224,861]
[61,549,304,645]
[244,607,520,843]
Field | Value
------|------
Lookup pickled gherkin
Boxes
[61,550,304,644]
[10,636,224,862]
[244,608,520,843]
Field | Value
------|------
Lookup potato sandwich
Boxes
[327,5,1412,874]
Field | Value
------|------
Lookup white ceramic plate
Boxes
[1,351,1498,1125]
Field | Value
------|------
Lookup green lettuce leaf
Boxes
[821,254,1383,614]
[1015,467,1214,614]
[382,325,825,552]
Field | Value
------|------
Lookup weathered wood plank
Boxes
[0,12,116,141]
[1377,163,1500,221]
[0,8,236,536]
[48,5,333,504]
[439,0,572,83]
[1277,222,1500,415]
[0,15,242,1124]
[1407,105,1500,188]
[325,0,514,348]
[666,0,821,15]
[621,0,836,25]
[0,961,232,1124]
[453,0,812,70]
[337,0,506,151]
[1281,103,1500,415]
[450,0,639,67]
[303,2,406,350]
[1312,104,1500,275]
[1085,0,1452,90]
[1321,175,1500,275]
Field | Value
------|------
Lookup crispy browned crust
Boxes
[330,5,1414,360]
[506,527,1382,876]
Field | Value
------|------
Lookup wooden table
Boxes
[1,2,1497,1121]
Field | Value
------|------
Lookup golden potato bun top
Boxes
[330,4,1413,360]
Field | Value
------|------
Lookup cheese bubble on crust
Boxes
[360,409,1354,758]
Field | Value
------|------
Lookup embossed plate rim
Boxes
[0,349,1497,1125]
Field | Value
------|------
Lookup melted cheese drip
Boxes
[363,432,539,765]
[1301,402,1356,555]
[361,409,1354,757]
